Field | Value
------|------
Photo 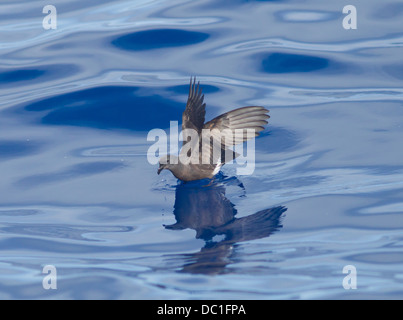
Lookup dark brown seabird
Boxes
[157,77,270,181]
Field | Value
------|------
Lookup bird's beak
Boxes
[157,165,164,175]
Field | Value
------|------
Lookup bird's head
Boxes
[157,155,179,175]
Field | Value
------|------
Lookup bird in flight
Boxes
[157,77,269,181]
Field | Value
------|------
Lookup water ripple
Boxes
[214,35,403,55]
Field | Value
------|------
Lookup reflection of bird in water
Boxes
[164,178,286,274]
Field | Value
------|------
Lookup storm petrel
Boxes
[157,77,269,181]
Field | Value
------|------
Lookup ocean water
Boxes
[1,0,403,300]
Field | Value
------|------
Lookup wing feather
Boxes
[202,106,269,164]
[182,76,206,133]
[204,106,269,145]
[179,79,269,170]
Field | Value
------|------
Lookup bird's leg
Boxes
[202,178,215,188]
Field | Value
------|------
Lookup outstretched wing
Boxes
[201,106,269,165]
[182,77,206,133]
[204,106,269,145]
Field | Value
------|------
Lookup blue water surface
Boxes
[1,0,403,300]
